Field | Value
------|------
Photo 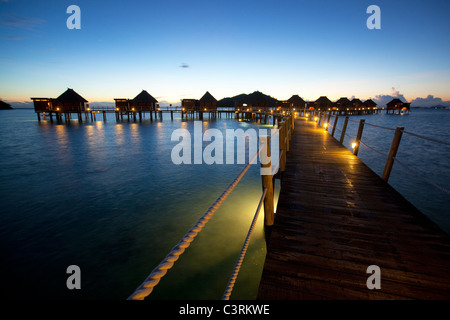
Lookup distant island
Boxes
[412,105,449,109]
[0,101,13,110]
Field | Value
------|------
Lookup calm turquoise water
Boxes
[0,108,449,300]
[0,109,279,300]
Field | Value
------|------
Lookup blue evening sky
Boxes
[1,0,449,105]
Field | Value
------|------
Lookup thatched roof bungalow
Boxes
[114,90,158,112]
[351,98,363,110]
[198,91,217,111]
[31,88,88,113]
[287,95,306,109]
[335,97,351,111]
[363,99,377,109]
[387,98,410,113]
[315,96,333,111]
[131,90,158,111]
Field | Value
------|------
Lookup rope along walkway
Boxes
[127,144,263,300]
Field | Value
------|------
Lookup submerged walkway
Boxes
[257,118,450,299]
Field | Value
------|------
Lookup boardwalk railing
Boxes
[300,110,450,196]
[127,114,294,300]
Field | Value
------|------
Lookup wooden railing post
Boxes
[382,126,404,182]
[331,115,339,137]
[260,136,274,226]
[326,112,331,129]
[353,119,365,156]
[280,122,286,172]
[340,116,349,144]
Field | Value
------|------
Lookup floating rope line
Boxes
[222,188,267,300]
[127,141,264,300]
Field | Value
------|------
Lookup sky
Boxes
[1,0,449,107]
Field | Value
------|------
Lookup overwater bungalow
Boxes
[387,98,410,114]
[335,97,352,112]
[130,90,158,111]
[31,88,88,113]
[351,98,363,110]
[181,98,198,111]
[363,99,377,109]
[287,95,306,110]
[198,91,217,111]
[314,96,333,111]
[114,90,158,113]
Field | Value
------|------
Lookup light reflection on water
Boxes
[0,109,448,300]
[0,110,272,299]
[331,109,450,234]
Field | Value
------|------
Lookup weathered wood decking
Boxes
[257,117,450,299]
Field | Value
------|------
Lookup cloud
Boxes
[1,13,45,31]
[179,63,190,69]
[372,87,407,107]
[410,95,450,108]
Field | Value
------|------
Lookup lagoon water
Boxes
[0,108,449,299]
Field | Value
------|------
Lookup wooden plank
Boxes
[257,118,450,300]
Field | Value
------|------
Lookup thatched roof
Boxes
[336,97,350,104]
[363,99,377,107]
[387,98,404,105]
[199,91,217,103]
[315,96,332,106]
[132,90,158,103]
[56,88,88,103]
[287,95,306,105]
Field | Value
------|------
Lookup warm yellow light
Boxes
[116,108,119,111]
[87,107,90,111]
[182,108,185,111]
[352,142,357,149]
[132,108,135,111]
[306,113,309,117]
[204,108,207,111]
[314,117,318,121]
[324,123,328,129]
[56,108,60,111]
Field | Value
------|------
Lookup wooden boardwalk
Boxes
[257,117,450,299]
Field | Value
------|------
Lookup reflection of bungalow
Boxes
[335,97,351,112]
[315,96,333,111]
[386,98,410,114]
[198,91,217,111]
[31,88,88,113]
